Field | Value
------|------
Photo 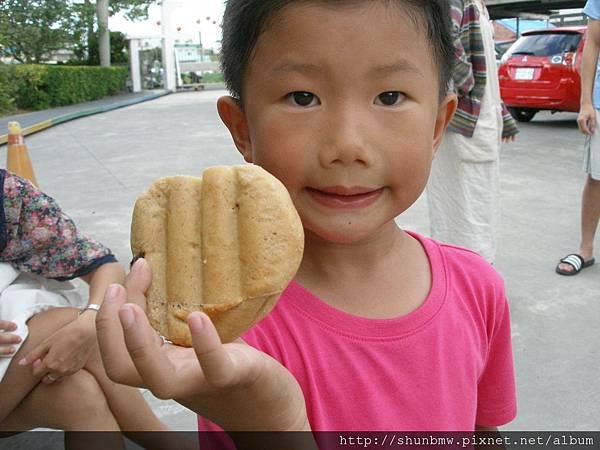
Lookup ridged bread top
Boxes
[131,165,304,345]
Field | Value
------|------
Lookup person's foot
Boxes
[556,252,595,275]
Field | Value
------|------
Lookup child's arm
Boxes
[79,260,126,320]
[96,259,317,448]
[18,262,126,381]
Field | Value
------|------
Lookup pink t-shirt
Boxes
[198,232,516,434]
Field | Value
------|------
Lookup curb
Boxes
[0,90,171,146]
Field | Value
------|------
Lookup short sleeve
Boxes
[476,286,517,427]
[584,0,600,20]
[0,171,116,280]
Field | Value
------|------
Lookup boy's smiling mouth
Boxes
[306,186,384,209]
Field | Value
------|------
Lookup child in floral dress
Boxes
[0,169,171,442]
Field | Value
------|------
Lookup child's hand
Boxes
[0,320,21,356]
[18,315,96,383]
[96,259,312,433]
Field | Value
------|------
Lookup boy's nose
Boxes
[318,106,374,168]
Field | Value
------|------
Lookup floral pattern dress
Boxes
[0,169,116,280]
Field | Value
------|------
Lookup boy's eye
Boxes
[375,91,405,106]
[287,91,320,107]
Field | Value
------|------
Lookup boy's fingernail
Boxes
[119,305,135,329]
[188,312,205,333]
[18,357,27,366]
[105,284,120,302]
[131,258,146,272]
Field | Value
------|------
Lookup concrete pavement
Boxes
[1,90,598,432]
[0,90,171,146]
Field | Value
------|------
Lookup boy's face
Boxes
[218,2,456,244]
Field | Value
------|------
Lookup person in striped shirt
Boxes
[427,0,518,264]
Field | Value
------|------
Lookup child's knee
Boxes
[51,370,111,418]
[26,307,80,340]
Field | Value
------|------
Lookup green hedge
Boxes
[0,65,16,114]
[1,64,128,112]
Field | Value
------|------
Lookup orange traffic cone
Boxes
[7,122,38,187]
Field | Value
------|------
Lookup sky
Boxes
[109,2,584,50]
[109,0,226,49]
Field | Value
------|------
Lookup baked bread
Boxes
[131,165,304,346]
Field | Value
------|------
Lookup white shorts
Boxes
[0,264,84,381]
[583,111,600,180]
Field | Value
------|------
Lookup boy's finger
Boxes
[120,303,179,398]
[96,284,144,386]
[189,312,237,389]
[123,258,152,312]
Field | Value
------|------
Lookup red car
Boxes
[498,26,586,122]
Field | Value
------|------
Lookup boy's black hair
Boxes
[220,0,454,103]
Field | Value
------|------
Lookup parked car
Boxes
[495,39,516,60]
[498,26,586,122]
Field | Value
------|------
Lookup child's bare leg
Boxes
[0,307,81,423]
[83,342,170,431]
[80,344,199,450]
[0,369,125,450]
[0,368,120,431]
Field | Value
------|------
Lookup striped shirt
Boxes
[447,0,519,138]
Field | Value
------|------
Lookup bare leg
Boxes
[0,308,82,423]
[579,175,600,259]
[559,175,600,272]
[0,308,168,440]
[81,341,188,450]
[0,368,126,450]
[83,343,170,432]
[0,368,120,430]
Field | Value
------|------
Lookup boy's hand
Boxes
[96,259,311,433]
[18,316,96,383]
[0,320,21,356]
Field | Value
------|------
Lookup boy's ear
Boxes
[432,93,458,154]
[217,96,254,162]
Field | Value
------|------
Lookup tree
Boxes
[0,0,156,66]
[86,31,129,65]
[96,0,156,67]
[0,0,77,63]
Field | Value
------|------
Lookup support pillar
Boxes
[129,39,142,92]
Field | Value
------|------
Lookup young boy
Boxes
[96,0,517,441]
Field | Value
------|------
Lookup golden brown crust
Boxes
[131,165,304,345]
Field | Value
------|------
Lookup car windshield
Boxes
[506,32,582,57]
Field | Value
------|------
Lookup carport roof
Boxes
[487,0,585,19]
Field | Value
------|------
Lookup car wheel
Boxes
[509,108,537,122]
